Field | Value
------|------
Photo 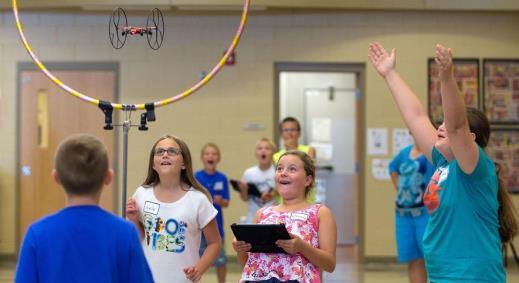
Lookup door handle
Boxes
[316,165,333,172]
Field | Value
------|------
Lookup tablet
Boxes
[245,183,262,198]
[229,180,263,198]
[230,223,291,253]
[230,179,241,192]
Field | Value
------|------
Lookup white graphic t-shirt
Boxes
[133,186,217,283]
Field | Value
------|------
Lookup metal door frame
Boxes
[274,62,366,260]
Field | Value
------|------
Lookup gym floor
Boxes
[2,246,519,282]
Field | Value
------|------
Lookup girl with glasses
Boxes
[126,135,221,283]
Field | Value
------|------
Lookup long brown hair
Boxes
[466,108,518,244]
[142,135,211,201]
[495,163,519,244]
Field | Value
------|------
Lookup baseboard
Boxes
[363,256,398,264]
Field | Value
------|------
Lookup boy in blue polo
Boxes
[15,134,153,283]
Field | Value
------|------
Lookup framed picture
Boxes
[487,129,519,194]
[483,59,519,124]
[428,58,480,124]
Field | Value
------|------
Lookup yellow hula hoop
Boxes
[12,0,250,110]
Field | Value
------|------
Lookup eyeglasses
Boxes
[154,147,181,156]
[281,128,299,133]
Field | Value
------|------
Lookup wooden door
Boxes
[18,68,118,246]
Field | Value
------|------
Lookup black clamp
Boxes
[145,103,156,121]
[139,103,156,131]
[138,113,148,131]
[98,100,114,130]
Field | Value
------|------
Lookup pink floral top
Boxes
[240,204,321,283]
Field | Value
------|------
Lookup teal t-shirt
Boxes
[422,146,504,282]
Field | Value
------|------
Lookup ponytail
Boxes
[495,163,518,245]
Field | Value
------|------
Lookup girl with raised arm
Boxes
[368,42,517,282]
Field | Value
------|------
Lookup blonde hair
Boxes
[200,142,221,162]
[256,137,276,152]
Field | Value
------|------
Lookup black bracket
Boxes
[98,101,114,130]
[138,113,148,131]
[122,104,136,112]
[145,103,156,122]
[139,103,156,131]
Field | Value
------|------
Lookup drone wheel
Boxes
[146,8,164,50]
[109,7,128,49]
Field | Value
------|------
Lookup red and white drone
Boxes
[109,8,165,50]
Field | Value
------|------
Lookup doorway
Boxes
[275,62,365,254]
[16,63,119,248]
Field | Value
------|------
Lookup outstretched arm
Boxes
[368,42,437,161]
[435,44,478,173]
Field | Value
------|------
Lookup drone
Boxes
[109,8,165,50]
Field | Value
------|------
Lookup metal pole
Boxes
[121,119,130,218]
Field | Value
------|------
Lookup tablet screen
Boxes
[231,223,291,253]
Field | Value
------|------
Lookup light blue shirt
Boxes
[423,146,504,282]
[388,144,434,209]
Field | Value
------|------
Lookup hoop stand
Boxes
[99,102,155,217]
[121,119,130,218]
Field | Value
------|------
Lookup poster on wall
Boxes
[371,158,391,181]
[486,129,519,194]
[483,59,519,124]
[367,128,387,155]
[392,128,414,156]
[428,58,479,125]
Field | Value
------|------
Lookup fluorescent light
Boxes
[81,5,172,11]
[176,5,265,11]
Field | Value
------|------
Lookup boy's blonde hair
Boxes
[54,134,108,195]
[256,137,276,152]
[200,142,221,161]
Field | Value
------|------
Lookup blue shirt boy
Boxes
[15,205,153,283]
[195,170,230,237]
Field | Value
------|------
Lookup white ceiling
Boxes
[3,0,519,12]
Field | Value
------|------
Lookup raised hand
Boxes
[368,42,396,78]
[434,44,453,78]
[126,198,139,222]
